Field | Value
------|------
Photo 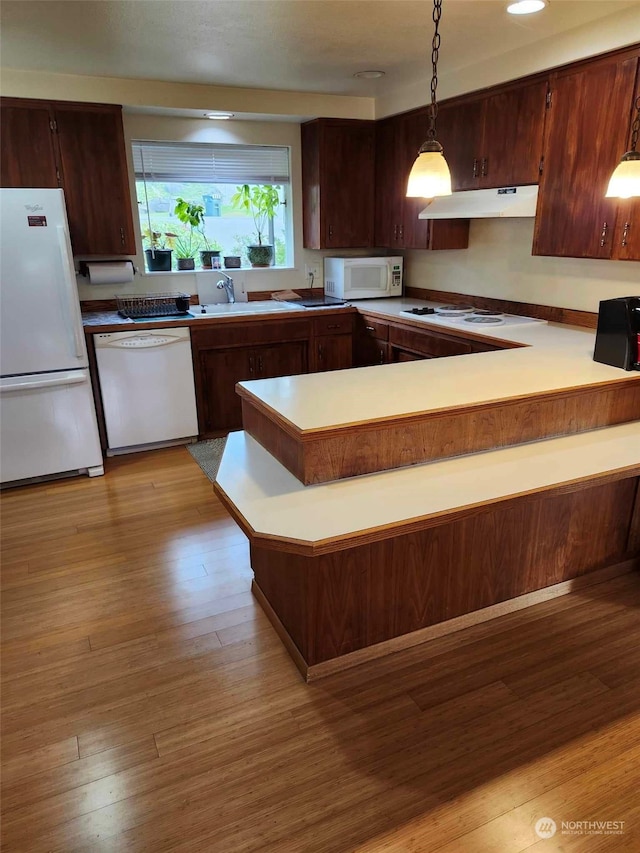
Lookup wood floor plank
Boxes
[2,447,639,853]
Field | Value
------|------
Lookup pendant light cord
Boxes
[427,0,443,141]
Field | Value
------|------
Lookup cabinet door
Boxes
[614,202,640,261]
[314,335,353,373]
[0,100,59,188]
[400,110,433,249]
[613,71,640,262]
[533,56,638,259]
[374,118,402,248]
[198,347,254,434]
[321,122,375,248]
[436,99,485,191]
[480,80,547,188]
[256,341,307,380]
[54,104,136,255]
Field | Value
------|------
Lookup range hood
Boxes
[419,185,538,219]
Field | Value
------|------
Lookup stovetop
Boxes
[400,304,546,329]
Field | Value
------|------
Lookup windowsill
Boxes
[143,267,296,275]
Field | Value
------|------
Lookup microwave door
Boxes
[346,263,389,295]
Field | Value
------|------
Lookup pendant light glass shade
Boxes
[406,0,451,199]
[406,141,452,198]
[606,96,640,198]
[605,151,640,198]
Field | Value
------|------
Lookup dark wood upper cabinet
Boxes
[54,104,136,255]
[533,54,639,260]
[436,81,547,191]
[374,111,470,251]
[436,99,485,192]
[301,118,375,249]
[0,100,59,189]
[0,98,136,256]
[480,80,548,188]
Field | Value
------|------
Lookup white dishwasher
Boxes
[94,327,198,454]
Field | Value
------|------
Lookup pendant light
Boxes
[406,0,452,199]
[606,96,640,199]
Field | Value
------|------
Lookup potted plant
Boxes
[173,235,197,271]
[230,184,280,267]
[174,198,206,271]
[142,229,176,272]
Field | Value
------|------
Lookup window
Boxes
[132,140,292,271]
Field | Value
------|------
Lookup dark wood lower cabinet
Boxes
[192,316,353,436]
[312,335,353,373]
[355,313,503,367]
[196,340,308,434]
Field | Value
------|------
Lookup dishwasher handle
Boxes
[95,333,187,349]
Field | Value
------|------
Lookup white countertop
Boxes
[238,298,639,432]
[216,424,640,548]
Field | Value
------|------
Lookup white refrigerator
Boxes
[0,188,104,484]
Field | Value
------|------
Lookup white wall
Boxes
[405,219,639,313]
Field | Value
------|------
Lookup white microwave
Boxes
[324,256,403,300]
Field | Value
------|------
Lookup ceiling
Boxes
[1,0,638,99]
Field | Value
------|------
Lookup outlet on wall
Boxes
[304,264,319,287]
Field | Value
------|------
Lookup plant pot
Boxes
[177,258,195,271]
[145,248,173,272]
[224,256,241,269]
[247,245,274,268]
[200,250,221,270]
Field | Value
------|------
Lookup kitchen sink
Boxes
[192,301,305,316]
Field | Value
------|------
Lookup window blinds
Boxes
[132,140,290,184]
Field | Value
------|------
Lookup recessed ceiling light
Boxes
[353,70,385,79]
[507,0,548,14]
[204,112,234,120]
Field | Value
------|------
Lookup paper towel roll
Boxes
[86,261,134,285]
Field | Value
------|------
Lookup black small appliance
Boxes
[593,296,640,371]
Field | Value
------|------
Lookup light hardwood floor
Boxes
[1,446,639,852]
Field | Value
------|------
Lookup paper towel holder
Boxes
[78,260,137,278]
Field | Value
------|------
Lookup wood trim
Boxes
[303,558,639,681]
[216,464,640,557]
[251,579,310,681]
[404,287,599,329]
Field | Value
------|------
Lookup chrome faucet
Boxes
[216,273,235,304]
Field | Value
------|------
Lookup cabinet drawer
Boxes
[389,324,473,357]
[359,316,389,341]
[312,314,354,337]
[192,318,311,349]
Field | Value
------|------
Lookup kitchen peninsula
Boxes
[214,300,640,680]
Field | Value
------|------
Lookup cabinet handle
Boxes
[365,326,375,332]
[399,224,404,241]
[621,221,631,247]
[318,344,324,360]
[328,225,334,239]
[258,356,264,374]
[379,348,385,364]
[600,221,609,247]
[120,226,125,245]
[481,157,488,178]
[394,224,398,240]
[326,324,340,330]
[249,355,255,377]
[473,158,479,179]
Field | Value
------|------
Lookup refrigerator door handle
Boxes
[0,370,87,394]
[56,225,85,360]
